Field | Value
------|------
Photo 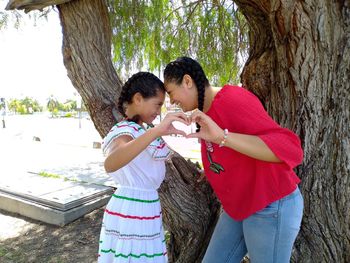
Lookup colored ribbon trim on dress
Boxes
[112,194,159,203]
[104,209,161,220]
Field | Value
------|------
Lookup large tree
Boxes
[5,0,350,262]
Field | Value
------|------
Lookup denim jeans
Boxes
[202,187,303,263]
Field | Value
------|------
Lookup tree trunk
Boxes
[235,0,350,262]
[58,0,221,262]
[58,0,121,136]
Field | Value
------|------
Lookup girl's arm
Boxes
[104,112,190,173]
[104,127,163,173]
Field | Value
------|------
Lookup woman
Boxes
[163,57,304,263]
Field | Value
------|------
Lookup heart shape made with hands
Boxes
[171,120,197,136]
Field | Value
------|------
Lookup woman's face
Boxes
[164,75,198,112]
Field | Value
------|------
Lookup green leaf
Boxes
[107,0,248,85]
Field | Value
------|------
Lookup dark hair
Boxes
[164,57,209,131]
[117,72,165,121]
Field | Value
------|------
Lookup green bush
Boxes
[63,112,77,118]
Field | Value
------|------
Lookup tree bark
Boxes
[5,0,72,13]
[235,0,350,262]
[58,0,221,262]
[58,0,121,137]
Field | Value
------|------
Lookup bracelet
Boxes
[219,129,228,148]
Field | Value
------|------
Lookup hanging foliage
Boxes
[108,0,249,85]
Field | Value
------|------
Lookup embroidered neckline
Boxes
[120,119,155,131]
[120,120,172,160]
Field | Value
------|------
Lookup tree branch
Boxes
[6,0,73,13]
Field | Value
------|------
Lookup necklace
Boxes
[205,141,224,174]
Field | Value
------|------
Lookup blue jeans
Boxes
[202,187,303,263]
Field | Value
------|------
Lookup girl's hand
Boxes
[153,112,191,137]
[187,110,224,144]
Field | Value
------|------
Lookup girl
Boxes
[163,57,304,263]
[98,72,188,263]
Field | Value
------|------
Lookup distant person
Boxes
[163,57,304,263]
[98,72,188,263]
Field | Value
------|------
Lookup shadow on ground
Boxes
[0,207,105,263]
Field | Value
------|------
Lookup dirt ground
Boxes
[0,207,105,263]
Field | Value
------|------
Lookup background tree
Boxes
[61,99,77,112]
[47,95,59,117]
[8,98,20,114]
[7,97,42,114]
[0,97,6,128]
[21,96,42,113]
[0,98,6,111]
[4,0,350,262]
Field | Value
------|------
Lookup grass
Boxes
[38,171,61,179]
[48,257,65,263]
[0,246,7,257]
[0,245,26,262]
[38,171,89,185]
[164,231,171,243]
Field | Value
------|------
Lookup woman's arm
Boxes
[188,110,282,162]
[221,132,281,162]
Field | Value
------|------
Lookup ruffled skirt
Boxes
[98,186,168,263]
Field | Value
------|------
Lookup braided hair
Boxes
[164,57,209,131]
[117,72,165,123]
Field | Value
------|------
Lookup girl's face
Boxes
[138,90,165,124]
[164,75,198,112]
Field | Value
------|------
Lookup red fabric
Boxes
[202,85,303,221]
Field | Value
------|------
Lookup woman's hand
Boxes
[187,110,224,144]
[153,112,191,137]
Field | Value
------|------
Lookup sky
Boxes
[0,3,77,105]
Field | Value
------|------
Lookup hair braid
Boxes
[164,57,209,131]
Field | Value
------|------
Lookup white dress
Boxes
[98,120,171,263]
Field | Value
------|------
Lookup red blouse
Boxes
[202,85,303,221]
